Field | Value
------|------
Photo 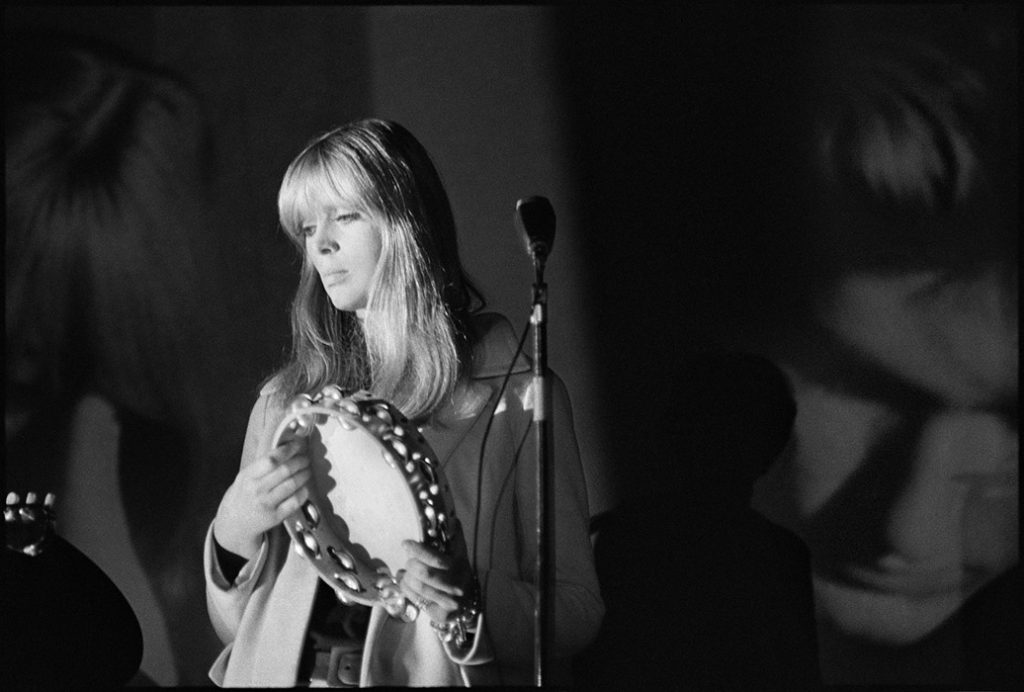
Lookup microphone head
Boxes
[515,196,555,259]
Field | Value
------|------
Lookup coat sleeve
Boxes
[476,372,605,667]
[204,390,278,645]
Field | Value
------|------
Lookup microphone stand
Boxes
[529,247,554,687]
[515,195,556,687]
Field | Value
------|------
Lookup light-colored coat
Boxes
[205,313,603,686]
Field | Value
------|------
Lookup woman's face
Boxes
[301,195,382,314]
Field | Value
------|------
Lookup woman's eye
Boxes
[300,225,316,238]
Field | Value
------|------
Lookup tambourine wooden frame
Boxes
[270,385,456,619]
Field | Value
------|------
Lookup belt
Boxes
[299,643,363,688]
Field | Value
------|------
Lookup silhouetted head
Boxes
[5,34,217,439]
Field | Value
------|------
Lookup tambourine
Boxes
[270,385,458,621]
[5,491,56,556]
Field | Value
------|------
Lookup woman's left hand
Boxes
[399,519,475,623]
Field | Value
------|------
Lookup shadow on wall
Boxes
[556,4,1018,688]
[4,33,260,685]
[575,351,822,690]
[749,7,1018,687]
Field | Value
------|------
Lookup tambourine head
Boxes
[271,389,457,613]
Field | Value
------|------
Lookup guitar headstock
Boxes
[5,491,56,556]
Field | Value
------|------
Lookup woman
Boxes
[205,118,603,686]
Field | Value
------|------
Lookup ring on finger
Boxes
[415,597,432,612]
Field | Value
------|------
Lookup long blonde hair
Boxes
[274,119,478,420]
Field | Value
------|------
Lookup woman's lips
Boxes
[323,270,349,287]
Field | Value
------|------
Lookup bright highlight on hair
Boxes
[272,119,477,420]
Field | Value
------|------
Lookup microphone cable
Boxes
[470,314,531,577]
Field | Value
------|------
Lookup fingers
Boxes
[402,540,451,570]
[400,567,462,614]
[269,437,306,463]
[230,443,312,523]
[241,437,304,478]
[264,467,312,510]
[257,452,311,491]
[215,439,313,556]
[274,484,311,518]
[400,540,472,616]
[413,583,461,615]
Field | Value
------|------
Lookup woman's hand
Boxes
[399,519,476,624]
[213,438,312,560]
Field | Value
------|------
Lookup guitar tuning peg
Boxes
[6,492,19,505]
[25,492,38,504]
[44,493,56,508]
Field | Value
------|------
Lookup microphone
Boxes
[515,196,556,262]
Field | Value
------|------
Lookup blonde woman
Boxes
[205,119,603,686]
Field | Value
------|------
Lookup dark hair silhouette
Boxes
[6,33,220,430]
[6,32,233,683]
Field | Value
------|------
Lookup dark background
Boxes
[4,5,1017,687]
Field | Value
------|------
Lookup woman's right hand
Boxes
[212,438,312,560]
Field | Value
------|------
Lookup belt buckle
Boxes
[309,643,362,688]
[327,645,361,687]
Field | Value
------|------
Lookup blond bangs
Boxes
[277,141,369,241]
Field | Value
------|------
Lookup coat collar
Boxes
[467,312,531,379]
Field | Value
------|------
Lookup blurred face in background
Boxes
[774,265,1018,645]
[750,12,1019,657]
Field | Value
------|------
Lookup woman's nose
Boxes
[316,228,339,254]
